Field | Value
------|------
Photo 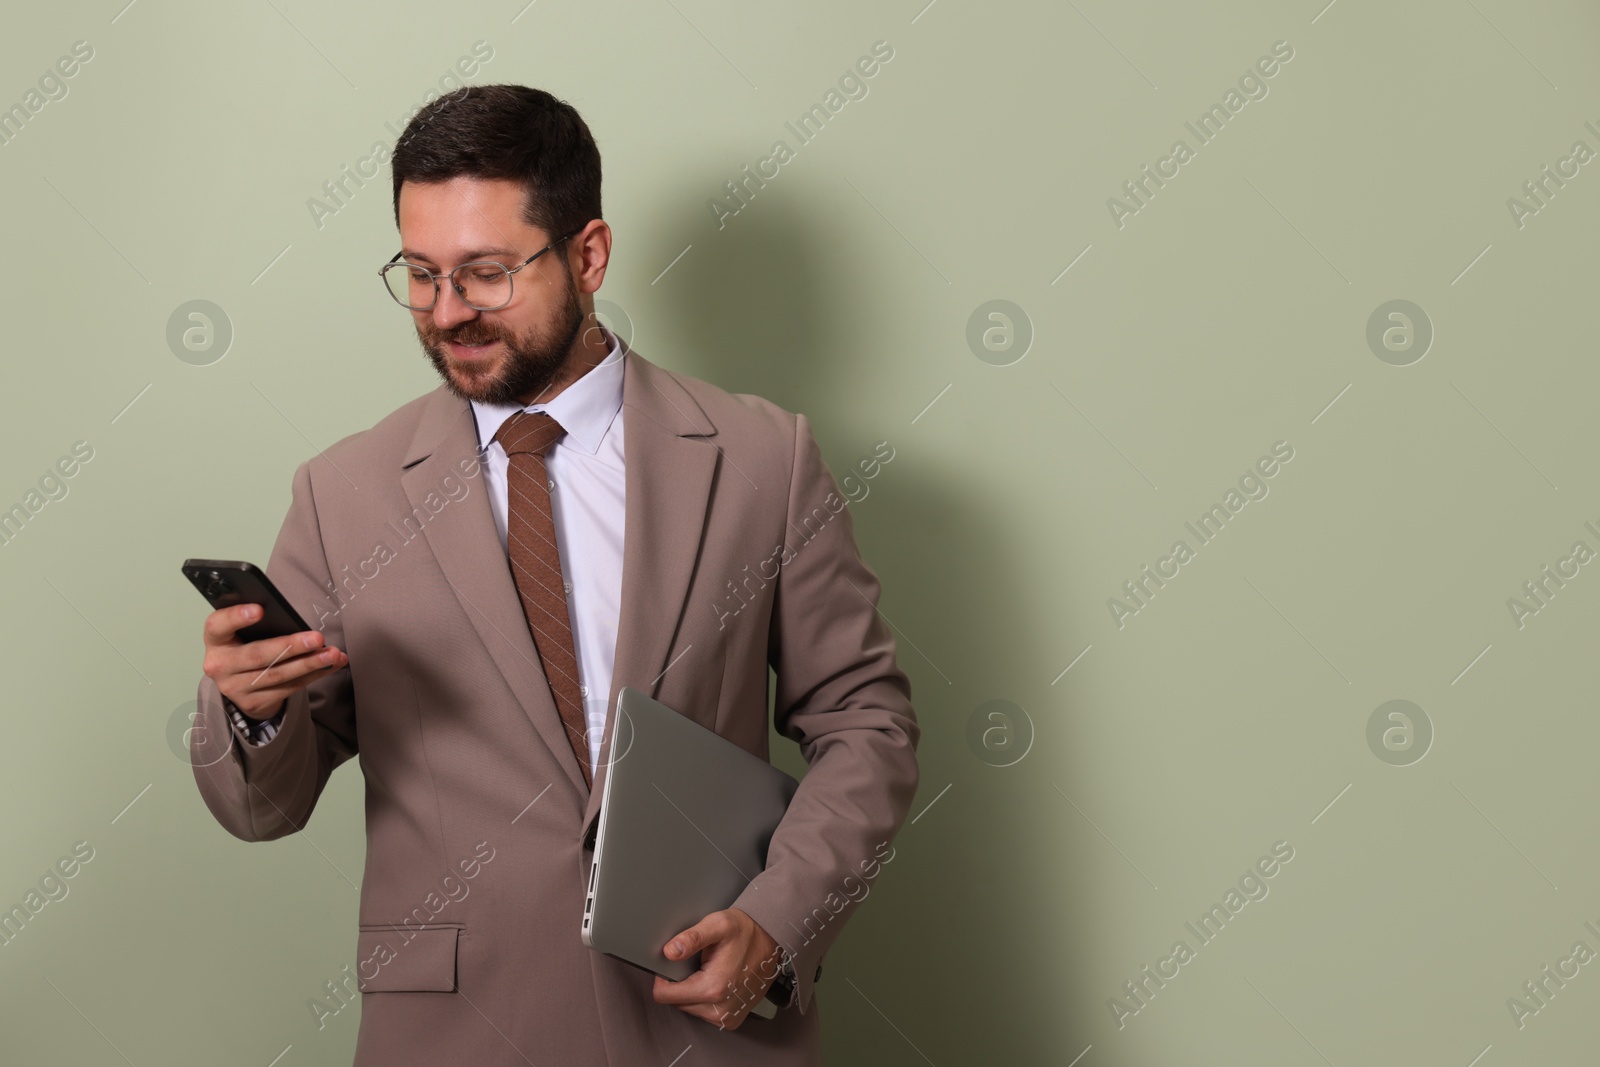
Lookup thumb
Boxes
[664,915,719,960]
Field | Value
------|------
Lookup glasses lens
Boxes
[384,263,436,309]
[452,262,512,309]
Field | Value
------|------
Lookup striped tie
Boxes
[493,410,592,790]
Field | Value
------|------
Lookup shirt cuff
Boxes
[224,696,285,748]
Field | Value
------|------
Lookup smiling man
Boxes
[190,84,919,1066]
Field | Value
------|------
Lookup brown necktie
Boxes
[493,410,592,790]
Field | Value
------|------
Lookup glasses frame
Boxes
[379,228,582,311]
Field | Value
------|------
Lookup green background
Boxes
[3,0,1598,1063]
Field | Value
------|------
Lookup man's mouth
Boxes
[447,339,498,360]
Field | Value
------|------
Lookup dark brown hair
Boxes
[390,84,602,241]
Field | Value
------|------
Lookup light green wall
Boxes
[2,1,1598,1063]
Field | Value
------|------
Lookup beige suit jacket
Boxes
[190,342,920,1066]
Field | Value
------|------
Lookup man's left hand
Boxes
[652,906,786,1030]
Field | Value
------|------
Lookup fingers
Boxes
[653,914,739,1007]
[652,973,730,1007]
[651,968,729,1006]
[664,911,728,963]
[204,605,319,662]
[652,910,784,1029]
[236,630,335,674]
[219,654,345,720]
[203,603,265,646]
[203,607,336,670]
[652,972,760,1030]
[202,602,347,717]
[202,604,324,659]
[653,980,745,1029]
[237,646,346,694]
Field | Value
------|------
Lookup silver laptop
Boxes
[581,686,799,1011]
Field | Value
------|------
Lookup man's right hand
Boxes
[202,603,348,721]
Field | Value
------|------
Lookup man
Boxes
[191,84,919,1066]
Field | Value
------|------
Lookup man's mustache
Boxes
[432,327,503,346]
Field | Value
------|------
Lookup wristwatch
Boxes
[768,957,797,1006]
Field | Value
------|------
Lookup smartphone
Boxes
[182,559,312,644]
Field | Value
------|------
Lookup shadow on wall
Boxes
[627,182,1098,1063]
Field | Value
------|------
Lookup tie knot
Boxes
[493,409,566,457]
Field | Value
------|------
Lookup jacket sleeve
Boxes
[225,697,285,746]
[190,457,359,841]
[729,413,920,1015]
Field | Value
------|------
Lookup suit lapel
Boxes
[398,345,719,826]
[400,390,592,797]
[583,346,718,839]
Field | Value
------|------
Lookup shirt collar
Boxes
[469,324,624,457]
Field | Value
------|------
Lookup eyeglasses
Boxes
[379,229,580,311]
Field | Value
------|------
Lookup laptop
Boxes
[581,686,799,1016]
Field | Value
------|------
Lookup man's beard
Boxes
[418,266,585,407]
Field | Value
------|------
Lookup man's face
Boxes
[397,176,583,406]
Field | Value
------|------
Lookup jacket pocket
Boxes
[355,923,460,992]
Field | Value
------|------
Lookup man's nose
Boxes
[428,276,479,330]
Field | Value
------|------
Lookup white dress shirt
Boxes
[467,325,627,774]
